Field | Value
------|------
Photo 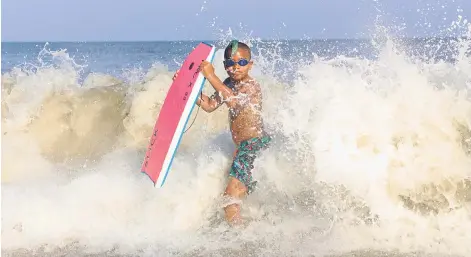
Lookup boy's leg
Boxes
[223,149,247,224]
[223,136,270,225]
[223,177,247,224]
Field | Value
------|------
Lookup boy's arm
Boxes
[204,74,239,108]
[172,68,222,113]
[199,62,261,109]
[196,91,223,113]
[199,61,239,108]
[205,74,261,111]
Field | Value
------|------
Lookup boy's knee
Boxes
[224,177,247,198]
[222,179,246,225]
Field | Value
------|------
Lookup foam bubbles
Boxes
[2,31,471,257]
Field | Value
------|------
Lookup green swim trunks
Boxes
[229,135,271,194]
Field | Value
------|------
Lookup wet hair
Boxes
[224,40,251,60]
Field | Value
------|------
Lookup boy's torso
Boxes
[223,78,265,145]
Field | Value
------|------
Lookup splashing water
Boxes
[2,25,471,257]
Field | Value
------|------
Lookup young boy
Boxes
[173,40,270,225]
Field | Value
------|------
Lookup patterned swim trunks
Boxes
[229,135,271,194]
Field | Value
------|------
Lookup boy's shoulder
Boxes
[240,79,262,96]
[242,78,261,90]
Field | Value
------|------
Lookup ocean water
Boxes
[2,26,471,257]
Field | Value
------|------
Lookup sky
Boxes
[2,0,470,42]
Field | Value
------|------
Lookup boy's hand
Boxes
[172,69,180,81]
[200,60,215,78]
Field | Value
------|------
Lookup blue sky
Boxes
[2,0,470,41]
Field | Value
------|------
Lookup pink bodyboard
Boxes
[141,42,216,187]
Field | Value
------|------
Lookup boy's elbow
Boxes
[200,105,214,113]
[206,106,217,113]
[202,101,219,113]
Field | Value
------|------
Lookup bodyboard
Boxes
[141,42,216,187]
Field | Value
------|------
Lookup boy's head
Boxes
[223,40,253,81]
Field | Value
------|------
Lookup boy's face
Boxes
[224,48,253,81]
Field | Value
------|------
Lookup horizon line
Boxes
[2,35,467,44]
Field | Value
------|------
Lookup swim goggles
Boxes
[223,58,250,67]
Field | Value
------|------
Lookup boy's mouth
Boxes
[227,68,243,77]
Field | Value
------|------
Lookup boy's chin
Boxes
[229,74,244,81]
